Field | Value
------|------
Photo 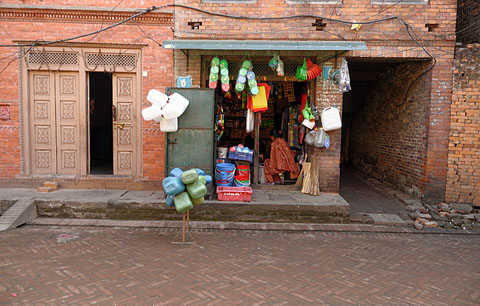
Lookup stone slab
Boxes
[366,213,406,226]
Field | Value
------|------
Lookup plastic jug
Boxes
[321,107,342,131]
[162,176,185,196]
[195,168,205,176]
[158,117,178,132]
[147,89,168,107]
[186,178,207,199]
[192,196,205,206]
[198,175,207,185]
[170,168,183,178]
[314,128,327,147]
[166,194,175,207]
[141,105,162,121]
[181,169,199,185]
[174,192,193,213]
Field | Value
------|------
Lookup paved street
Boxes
[1,226,479,305]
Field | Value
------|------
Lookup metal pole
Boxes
[182,213,185,242]
[253,112,260,185]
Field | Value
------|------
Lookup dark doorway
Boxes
[89,72,113,174]
[340,58,431,215]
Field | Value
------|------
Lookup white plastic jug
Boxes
[147,89,168,107]
[141,105,162,121]
[169,92,190,113]
[321,107,342,131]
[159,116,178,132]
[161,93,190,119]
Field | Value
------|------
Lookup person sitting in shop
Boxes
[264,128,299,184]
[244,130,265,158]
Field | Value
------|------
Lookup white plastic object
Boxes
[159,117,178,132]
[321,107,342,131]
[304,130,316,145]
[161,93,190,119]
[147,89,168,107]
[314,128,327,148]
[246,109,254,132]
[141,105,162,121]
[301,119,315,130]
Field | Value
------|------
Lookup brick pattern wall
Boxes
[173,0,457,42]
[0,1,173,182]
[456,0,480,44]
[446,44,480,205]
[348,61,431,199]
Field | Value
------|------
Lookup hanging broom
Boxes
[309,155,320,196]
[306,58,322,81]
[296,58,308,81]
[301,154,312,194]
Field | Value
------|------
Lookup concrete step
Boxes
[0,199,37,231]
[35,194,349,224]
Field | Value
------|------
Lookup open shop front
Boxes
[206,57,315,187]
[163,40,368,197]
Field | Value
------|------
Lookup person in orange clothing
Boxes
[264,129,300,184]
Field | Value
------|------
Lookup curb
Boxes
[28,218,480,235]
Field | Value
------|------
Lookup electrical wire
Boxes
[0,2,442,103]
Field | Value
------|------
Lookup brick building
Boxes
[446,0,480,205]
[0,1,174,189]
[169,0,457,203]
[0,0,469,205]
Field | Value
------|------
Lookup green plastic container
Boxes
[209,74,218,82]
[220,68,228,76]
[235,83,245,92]
[221,75,229,84]
[174,192,193,213]
[187,178,207,199]
[198,175,207,185]
[239,68,248,76]
[219,59,228,68]
[192,196,205,206]
[210,66,219,74]
[182,169,199,185]
[248,79,257,88]
[211,57,220,66]
[242,60,252,70]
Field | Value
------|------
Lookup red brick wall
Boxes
[347,61,431,198]
[446,44,480,205]
[173,0,457,42]
[456,0,480,44]
[0,2,174,181]
[172,0,457,200]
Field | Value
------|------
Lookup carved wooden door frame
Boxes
[20,43,144,178]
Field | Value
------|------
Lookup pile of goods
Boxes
[162,168,212,213]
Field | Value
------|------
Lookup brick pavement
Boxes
[1,226,479,305]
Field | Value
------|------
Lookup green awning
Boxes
[162,40,367,51]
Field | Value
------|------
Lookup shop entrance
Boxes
[89,72,113,174]
[340,58,431,214]
[212,74,312,187]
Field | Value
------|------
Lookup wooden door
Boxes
[112,73,135,176]
[30,71,56,174]
[55,72,81,175]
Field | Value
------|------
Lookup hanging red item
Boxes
[247,83,271,112]
[298,94,308,122]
